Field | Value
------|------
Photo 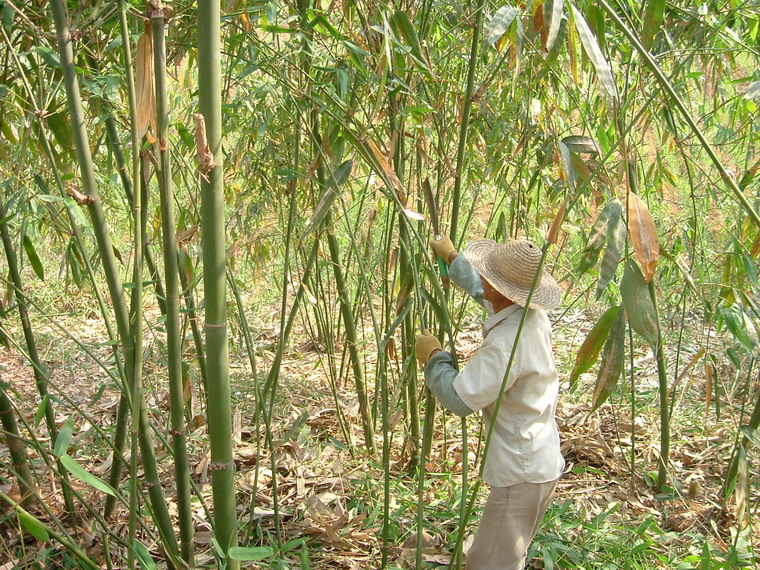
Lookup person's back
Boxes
[415,238,564,570]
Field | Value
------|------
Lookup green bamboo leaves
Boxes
[577,198,624,297]
[22,235,44,280]
[592,306,626,410]
[485,6,518,48]
[621,258,659,349]
[303,159,353,238]
[570,305,625,410]
[641,0,665,51]
[541,0,564,55]
[571,5,617,100]
[570,305,620,388]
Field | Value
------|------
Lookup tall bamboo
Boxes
[151,2,195,564]
[449,0,486,244]
[49,0,179,562]
[198,0,239,563]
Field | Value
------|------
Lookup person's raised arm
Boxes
[430,236,484,305]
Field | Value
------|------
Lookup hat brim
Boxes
[464,240,562,310]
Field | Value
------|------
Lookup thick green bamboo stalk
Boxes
[198,0,239,564]
[0,195,75,514]
[49,1,179,562]
[49,0,134,515]
[116,2,143,560]
[151,3,195,565]
[449,0,486,244]
[0,387,35,507]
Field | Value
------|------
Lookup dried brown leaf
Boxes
[628,191,659,283]
[547,198,567,244]
[135,28,156,141]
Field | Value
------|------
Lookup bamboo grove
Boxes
[0,0,759,567]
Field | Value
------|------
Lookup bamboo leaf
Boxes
[571,5,617,100]
[135,28,156,141]
[620,259,659,349]
[35,396,49,427]
[53,417,74,457]
[22,235,44,281]
[18,508,50,542]
[577,198,623,275]
[561,135,598,154]
[544,0,564,54]
[228,546,275,561]
[485,6,519,48]
[719,305,756,353]
[596,216,625,297]
[641,0,665,50]
[60,454,117,496]
[570,304,621,388]
[740,425,760,449]
[547,199,567,245]
[134,541,158,570]
[391,11,424,61]
[628,191,659,283]
[46,109,76,152]
[63,197,92,229]
[558,141,576,189]
[33,46,61,69]
[746,81,760,100]
[592,306,626,410]
[302,159,353,238]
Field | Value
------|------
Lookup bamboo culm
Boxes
[198,0,239,564]
[152,4,195,565]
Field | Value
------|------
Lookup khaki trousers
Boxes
[465,479,558,570]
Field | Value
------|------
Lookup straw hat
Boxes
[464,239,562,310]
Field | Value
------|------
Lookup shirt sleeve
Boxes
[449,255,484,306]
[452,342,520,412]
[424,352,475,417]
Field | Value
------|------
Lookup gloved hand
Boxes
[415,330,442,364]
[430,236,456,264]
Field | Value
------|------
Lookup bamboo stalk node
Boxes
[148,0,172,19]
[210,461,234,472]
[194,113,218,178]
[67,185,95,205]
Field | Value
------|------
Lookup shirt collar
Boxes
[482,304,522,336]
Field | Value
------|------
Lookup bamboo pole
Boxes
[151,2,195,564]
[449,0,486,244]
[49,1,179,563]
[197,0,239,563]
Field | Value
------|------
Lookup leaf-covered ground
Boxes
[0,298,757,568]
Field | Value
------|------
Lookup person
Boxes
[414,236,564,570]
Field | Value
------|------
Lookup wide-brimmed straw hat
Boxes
[464,239,562,310]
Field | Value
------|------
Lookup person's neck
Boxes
[492,297,514,313]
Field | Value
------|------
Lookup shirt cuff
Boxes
[424,351,474,417]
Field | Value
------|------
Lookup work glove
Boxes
[430,236,456,264]
[415,330,442,365]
